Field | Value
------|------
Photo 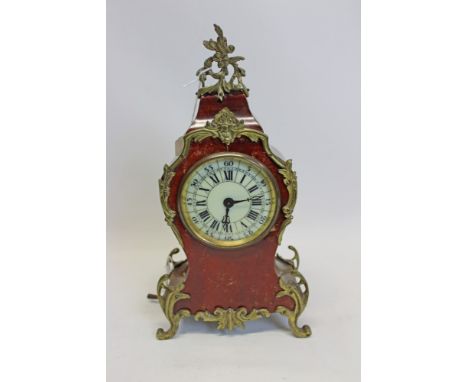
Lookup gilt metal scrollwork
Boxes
[155,260,191,340]
[275,246,311,338]
[196,24,249,101]
[194,307,271,331]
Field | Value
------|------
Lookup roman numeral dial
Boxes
[179,153,279,248]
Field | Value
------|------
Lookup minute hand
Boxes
[231,198,250,205]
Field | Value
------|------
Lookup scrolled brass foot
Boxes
[276,305,311,338]
[156,309,191,340]
[155,272,191,340]
[275,246,311,338]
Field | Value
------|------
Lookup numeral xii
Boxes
[224,170,233,181]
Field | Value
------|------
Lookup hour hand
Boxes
[222,208,231,231]
[222,207,230,224]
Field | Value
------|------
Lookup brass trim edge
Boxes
[159,166,183,247]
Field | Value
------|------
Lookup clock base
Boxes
[150,246,311,340]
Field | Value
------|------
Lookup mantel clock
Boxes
[148,25,311,339]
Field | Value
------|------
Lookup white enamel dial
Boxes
[179,153,279,248]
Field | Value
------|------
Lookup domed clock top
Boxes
[148,25,311,340]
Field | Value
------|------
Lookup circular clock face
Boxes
[178,153,279,248]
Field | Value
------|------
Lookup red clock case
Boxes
[168,92,294,314]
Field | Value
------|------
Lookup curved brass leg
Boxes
[156,273,191,340]
[275,246,311,338]
[276,273,311,338]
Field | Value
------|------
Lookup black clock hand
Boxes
[222,207,231,230]
[231,198,250,205]
[222,207,230,222]
[221,198,234,231]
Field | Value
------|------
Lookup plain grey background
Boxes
[107,0,360,381]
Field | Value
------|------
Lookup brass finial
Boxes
[196,24,249,101]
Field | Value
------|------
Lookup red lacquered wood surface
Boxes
[192,92,262,131]
[170,93,294,313]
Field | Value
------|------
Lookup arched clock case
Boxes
[148,25,311,339]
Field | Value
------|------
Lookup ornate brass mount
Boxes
[195,308,271,331]
[196,24,249,101]
[151,246,311,340]
[159,107,297,248]
[275,246,312,338]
